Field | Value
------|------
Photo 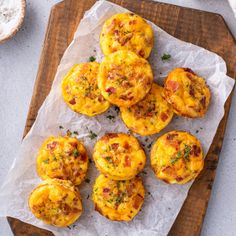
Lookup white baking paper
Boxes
[0,1,234,235]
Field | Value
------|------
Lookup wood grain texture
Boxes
[7,0,236,235]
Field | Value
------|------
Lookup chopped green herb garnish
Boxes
[66,129,72,136]
[87,194,90,199]
[89,56,96,62]
[147,143,152,149]
[170,151,181,164]
[105,156,113,163]
[106,115,115,120]
[85,178,90,183]
[73,149,80,157]
[196,130,199,134]
[184,144,191,161]
[59,125,64,129]
[142,170,147,175]
[73,131,79,135]
[89,130,97,140]
[43,159,49,164]
[161,53,171,61]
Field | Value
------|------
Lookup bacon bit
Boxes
[162,166,176,177]
[126,184,134,197]
[69,142,77,148]
[189,85,195,97]
[47,141,58,150]
[119,33,133,46]
[176,176,184,182]
[119,94,134,101]
[146,112,153,117]
[184,68,196,75]
[114,30,119,38]
[129,19,137,25]
[98,94,105,102]
[103,188,110,193]
[107,19,117,32]
[105,87,116,94]
[69,98,76,105]
[123,142,130,149]
[139,49,145,57]
[107,133,118,139]
[101,133,119,142]
[160,112,169,122]
[166,80,179,92]
[74,169,81,177]
[80,153,87,162]
[111,143,119,150]
[132,194,143,209]
[124,155,131,167]
[190,145,201,156]
[200,96,206,108]
[62,204,71,215]
[166,133,178,140]
[121,80,131,88]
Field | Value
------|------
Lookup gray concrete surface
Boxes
[0,0,235,235]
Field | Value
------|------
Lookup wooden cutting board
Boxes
[7,0,236,235]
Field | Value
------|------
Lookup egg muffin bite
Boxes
[92,174,145,221]
[150,131,204,184]
[93,133,146,180]
[61,62,110,116]
[100,12,154,58]
[98,50,153,107]
[36,136,88,186]
[163,68,211,118]
[28,179,82,227]
[120,83,173,136]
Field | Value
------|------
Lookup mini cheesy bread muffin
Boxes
[92,174,145,221]
[98,50,153,107]
[36,136,88,186]
[120,83,173,136]
[163,68,211,118]
[28,179,82,227]
[100,12,154,58]
[93,133,146,180]
[150,131,204,184]
[61,62,110,116]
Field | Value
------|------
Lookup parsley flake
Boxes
[106,115,115,120]
[59,125,64,129]
[85,178,90,183]
[184,144,191,161]
[161,53,171,62]
[89,130,97,140]
[43,159,49,164]
[89,56,96,62]
[170,151,181,165]
[73,149,80,157]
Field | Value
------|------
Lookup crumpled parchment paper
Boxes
[0,1,234,236]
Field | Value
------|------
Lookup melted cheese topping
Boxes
[98,50,153,107]
[150,131,204,184]
[93,133,146,180]
[92,174,144,221]
[100,13,154,59]
[28,179,82,227]
[61,62,110,116]
[120,83,173,136]
[163,68,211,118]
[36,136,88,186]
